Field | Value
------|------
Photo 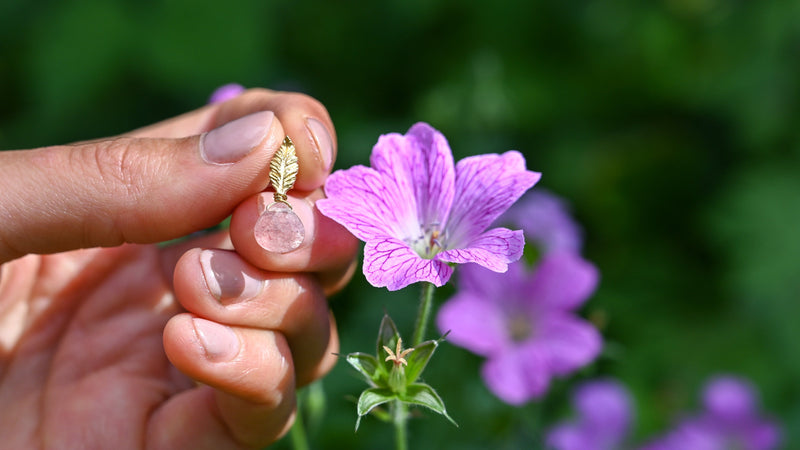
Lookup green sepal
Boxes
[355,387,396,431]
[376,314,401,375]
[404,332,448,384]
[388,364,407,395]
[400,383,458,427]
[346,352,385,388]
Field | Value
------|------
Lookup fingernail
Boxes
[306,117,333,171]
[201,111,274,165]
[200,250,263,303]
[192,318,240,362]
[254,194,315,254]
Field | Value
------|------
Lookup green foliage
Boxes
[348,315,454,432]
[401,384,457,428]
[355,388,394,431]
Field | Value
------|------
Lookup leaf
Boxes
[346,352,385,387]
[355,387,396,431]
[269,136,299,196]
[400,383,458,427]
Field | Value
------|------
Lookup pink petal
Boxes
[436,292,510,357]
[742,421,782,450]
[501,189,584,254]
[546,424,592,450]
[574,379,633,440]
[208,83,245,103]
[481,345,550,405]
[526,252,599,311]
[319,166,418,242]
[438,228,525,272]
[369,123,455,230]
[362,237,452,290]
[537,314,602,375]
[445,151,541,247]
[702,376,758,422]
[454,257,528,301]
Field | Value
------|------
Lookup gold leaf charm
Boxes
[269,136,299,208]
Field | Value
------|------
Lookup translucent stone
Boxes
[254,202,305,253]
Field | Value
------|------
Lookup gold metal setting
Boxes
[268,136,299,208]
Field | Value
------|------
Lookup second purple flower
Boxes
[437,253,602,405]
[317,122,541,290]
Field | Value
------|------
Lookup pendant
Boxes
[254,136,305,253]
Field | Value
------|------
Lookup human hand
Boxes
[0,89,358,449]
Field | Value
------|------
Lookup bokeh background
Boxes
[2,0,799,448]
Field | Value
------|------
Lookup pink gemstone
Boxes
[254,202,305,253]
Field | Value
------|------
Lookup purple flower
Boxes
[208,83,245,104]
[317,122,541,290]
[499,189,583,254]
[436,252,601,404]
[641,376,780,450]
[546,379,633,450]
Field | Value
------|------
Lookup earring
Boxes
[254,136,305,253]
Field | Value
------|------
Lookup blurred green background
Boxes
[2,0,799,448]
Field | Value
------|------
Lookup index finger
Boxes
[128,88,337,191]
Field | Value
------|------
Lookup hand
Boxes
[0,89,359,449]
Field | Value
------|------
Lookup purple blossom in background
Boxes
[500,189,583,254]
[546,379,633,450]
[641,376,780,450]
[317,122,541,290]
[208,83,245,104]
[436,252,601,404]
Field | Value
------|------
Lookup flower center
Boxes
[508,315,532,342]
[408,223,446,259]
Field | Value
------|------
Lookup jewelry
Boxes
[254,136,305,253]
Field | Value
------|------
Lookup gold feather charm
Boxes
[269,136,299,208]
[254,135,305,254]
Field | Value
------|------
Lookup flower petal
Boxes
[526,252,599,312]
[438,228,525,272]
[436,292,510,357]
[740,420,782,450]
[701,376,759,423]
[318,165,417,242]
[574,379,633,443]
[481,345,550,405]
[369,123,455,231]
[545,424,592,450]
[445,151,540,247]
[642,419,725,450]
[208,83,245,104]
[537,314,602,376]
[499,189,584,254]
[362,237,452,290]
[454,257,528,303]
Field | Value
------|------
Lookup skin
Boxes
[0,89,359,449]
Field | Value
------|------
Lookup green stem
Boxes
[411,282,436,346]
[289,390,309,450]
[393,399,409,450]
[393,281,435,449]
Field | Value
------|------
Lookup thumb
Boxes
[0,111,282,263]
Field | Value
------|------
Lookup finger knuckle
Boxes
[78,137,158,204]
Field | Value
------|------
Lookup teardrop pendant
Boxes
[254,136,305,253]
[254,201,305,253]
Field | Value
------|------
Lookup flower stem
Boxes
[393,399,409,450]
[290,389,310,450]
[412,282,436,346]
